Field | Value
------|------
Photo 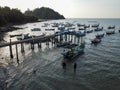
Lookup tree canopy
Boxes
[0,6,65,26]
[0,6,38,26]
[25,7,65,19]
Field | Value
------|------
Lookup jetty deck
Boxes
[0,34,55,48]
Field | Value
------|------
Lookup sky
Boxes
[0,0,120,18]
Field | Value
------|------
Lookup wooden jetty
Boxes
[0,32,85,64]
[0,35,55,48]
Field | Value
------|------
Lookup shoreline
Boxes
[0,20,44,41]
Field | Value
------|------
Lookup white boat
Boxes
[31,28,41,31]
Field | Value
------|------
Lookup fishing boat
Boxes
[108,25,115,29]
[86,30,93,33]
[45,28,55,31]
[62,43,85,60]
[91,24,99,28]
[31,28,41,31]
[106,31,115,35]
[84,25,90,28]
[94,27,103,31]
[91,37,101,44]
[10,33,22,38]
[96,34,104,39]
[56,41,71,47]
[79,27,85,30]
[16,33,29,40]
[119,30,120,33]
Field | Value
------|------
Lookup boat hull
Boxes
[63,50,84,60]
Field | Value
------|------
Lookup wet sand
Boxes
[2,46,89,90]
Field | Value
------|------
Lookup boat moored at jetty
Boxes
[10,33,22,38]
[61,43,85,60]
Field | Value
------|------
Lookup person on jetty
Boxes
[74,63,77,72]
[62,62,66,69]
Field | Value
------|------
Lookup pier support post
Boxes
[78,37,80,45]
[81,37,83,44]
[31,42,34,50]
[37,43,40,48]
[40,42,42,48]
[68,34,70,41]
[60,35,62,42]
[65,34,67,42]
[9,39,13,59]
[15,44,19,64]
[32,43,34,50]
[71,34,73,42]
[21,43,25,53]
[74,35,76,44]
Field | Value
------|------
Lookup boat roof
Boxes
[64,44,78,49]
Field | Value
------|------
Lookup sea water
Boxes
[0,18,120,90]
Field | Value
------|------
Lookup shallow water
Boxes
[0,18,120,90]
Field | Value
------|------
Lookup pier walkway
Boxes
[0,34,55,48]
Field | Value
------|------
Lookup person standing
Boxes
[62,62,66,70]
[74,63,77,72]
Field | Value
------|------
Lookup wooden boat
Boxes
[56,41,71,47]
[106,31,115,35]
[45,29,55,31]
[94,27,103,31]
[118,30,120,33]
[79,27,85,30]
[10,33,22,38]
[108,26,115,29]
[77,24,85,27]
[17,33,29,40]
[86,30,93,33]
[31,28,41,31]
[61,43,85,60]
[84,25,90,29]
[91,24,99,28]
[96,34,104,39]
[91,37,101,44]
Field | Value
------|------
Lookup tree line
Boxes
[0,6,38,26]
[0,6,65,26]
[24,7,65,19]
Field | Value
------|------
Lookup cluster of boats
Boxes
[8,21,120,61]
[10,33,46,40]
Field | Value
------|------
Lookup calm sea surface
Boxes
[0,18,120,90]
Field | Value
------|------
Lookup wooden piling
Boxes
[15,44,19,63]
[9,39,13,59]
[71,34,73,42]
[21,43,25,53]
[37,43,39,48]
[65,34,67,41]
[78,36,80,45]
[74,35,76,44]
[68,34,70,41]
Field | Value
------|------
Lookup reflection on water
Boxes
[0,19,120,90]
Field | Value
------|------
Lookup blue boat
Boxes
[61,43,85,60]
